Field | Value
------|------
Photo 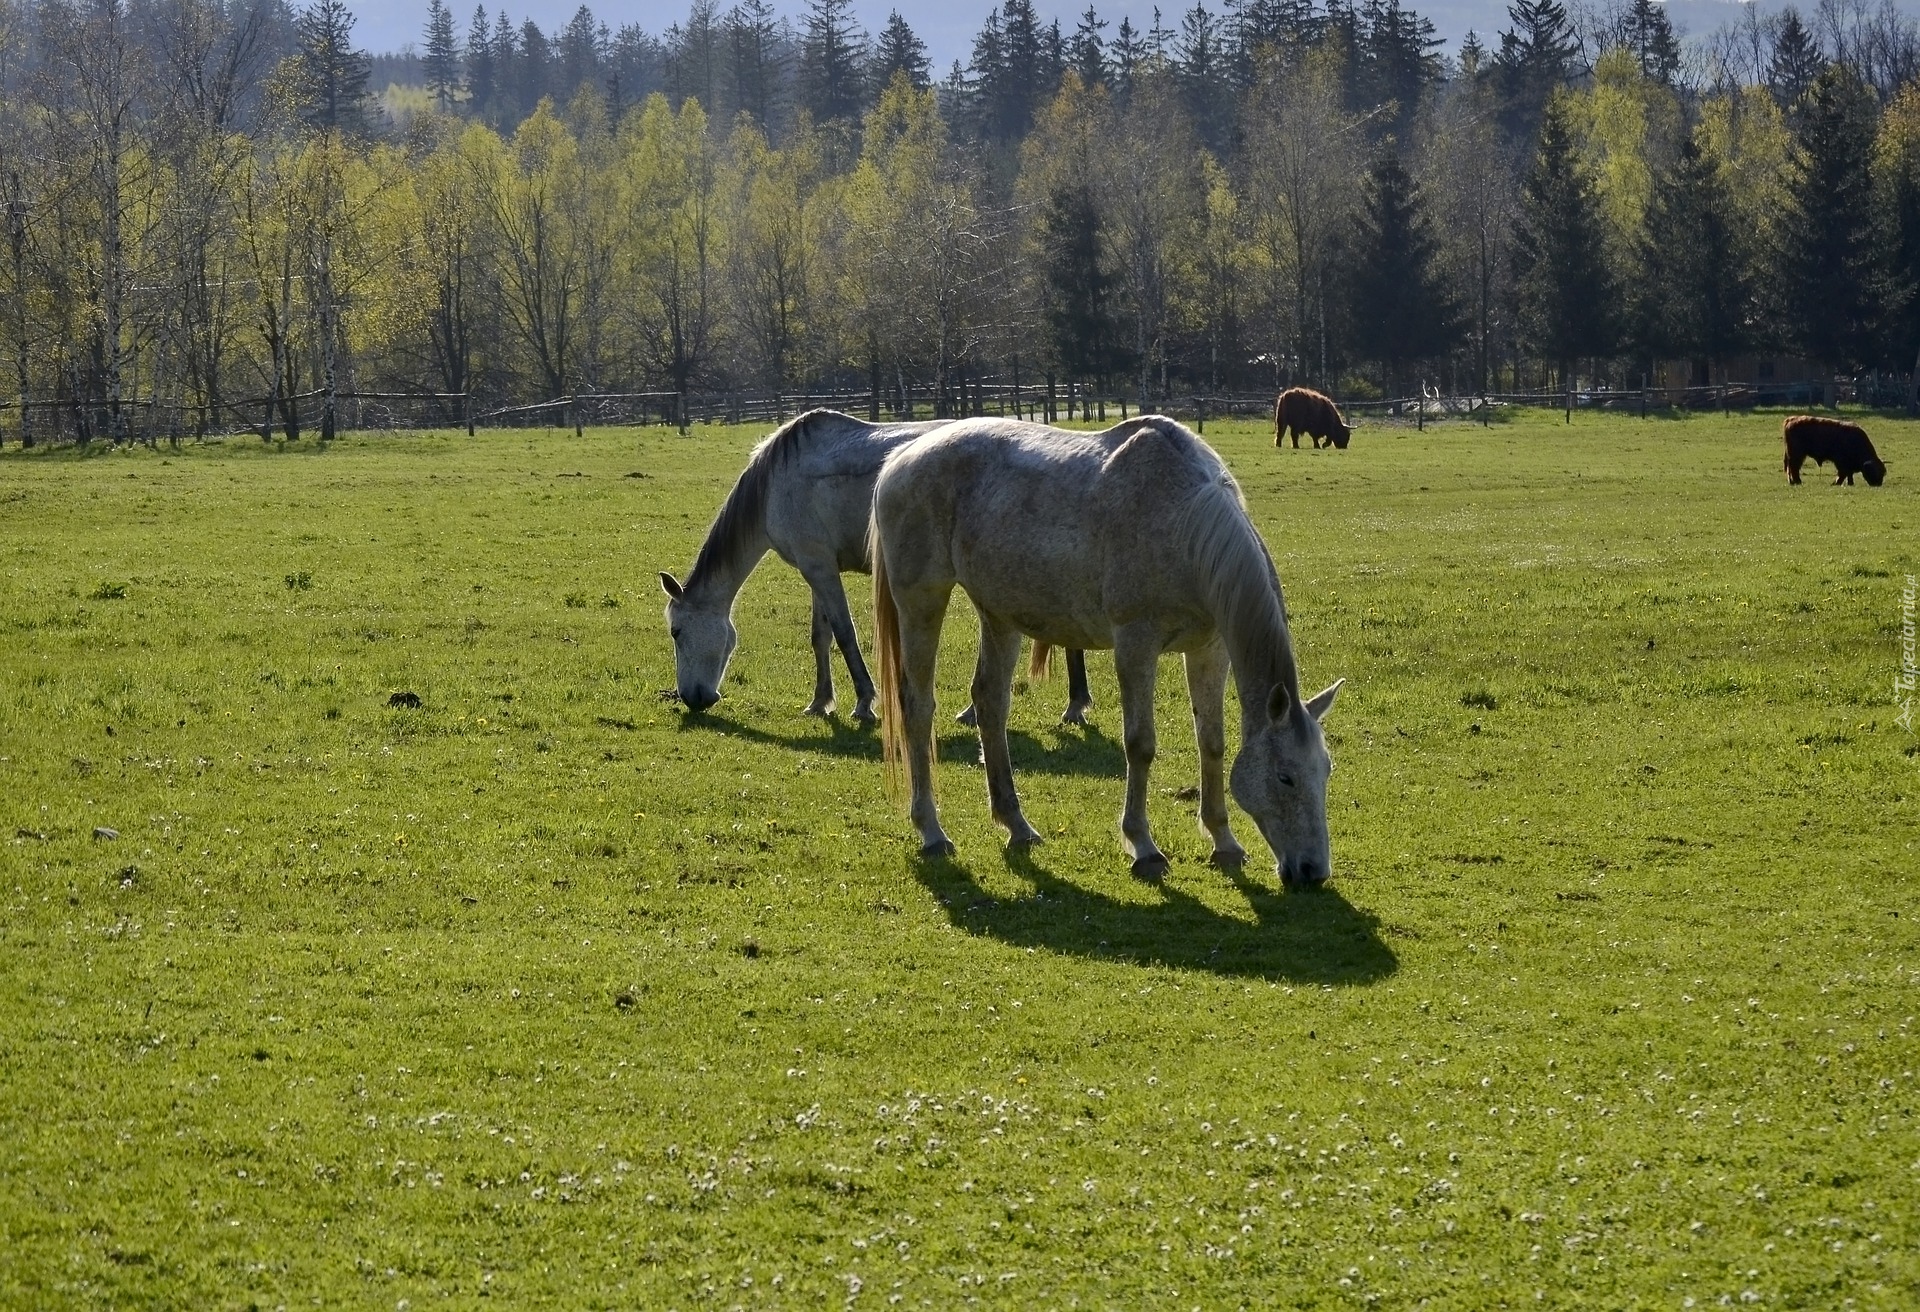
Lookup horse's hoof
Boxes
[1282,873,1330,891]
[851,707,879,728]
[919,839,957,860]
[955,705,978,727]
[1004,825,1044,848]
[802,702,832,718]
[1208,848,1247,870]
[1131,854,1170,882]
[1060,706,1089,726]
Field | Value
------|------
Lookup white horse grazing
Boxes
[871,415,1343,885]
[661,409,1091,725]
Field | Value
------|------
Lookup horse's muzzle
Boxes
[681,686,719,713]
[1282,856,1330,888]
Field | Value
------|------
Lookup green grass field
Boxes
[2,410,1916,1307]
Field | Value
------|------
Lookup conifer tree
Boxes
[800,0,866,123]
[1177,2,1231,150]
[1768,8,1825,113]
[294,0,372,133]
[1493,0,1577,139]
[1513,96,1617,386]
[1633,139,1753,379]
[1773,63,1885,377]
[870,10,930,94]
[1040,183,1119,385]
[1344,145,1461,397]
[1362,0,1442,129]
[466,5,495,113]
[1617,0,1679,84]
[424,0,462,110]
[726,0,783,126]
[1070,5,1108,88]
[1111,16,1145,98]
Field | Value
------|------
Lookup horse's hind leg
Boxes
[896,584,954,857]
[1114,623,1169,880]
[1062,649,1094,725]
[973,611,1041,846]
[803,593,836,717]
[1184,640,1246,870]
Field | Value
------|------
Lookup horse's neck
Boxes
[687,524,771,611]
[1218,570,1302,736]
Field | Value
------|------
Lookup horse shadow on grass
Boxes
[911,847,1397,985]
[678,711,1126,778]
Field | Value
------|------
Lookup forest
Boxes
[6,0,1920,440]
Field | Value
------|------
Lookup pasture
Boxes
[1,410,1916,1307]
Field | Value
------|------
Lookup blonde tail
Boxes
[1029,641,1054,680]
[872,524,907,799]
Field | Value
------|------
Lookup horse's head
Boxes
[1864,458,1887,486]
[660,572,734,713]
[1230,678,1342,886]
[1331,423,1352,450]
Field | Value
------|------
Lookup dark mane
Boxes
[684,409,840,592]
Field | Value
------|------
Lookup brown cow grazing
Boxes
[1274,387,1353,449]
[1782,415,1887,486]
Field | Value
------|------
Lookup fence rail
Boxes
[3,376,1913,447]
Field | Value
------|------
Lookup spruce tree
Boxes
[1493,0,1576,139]
[1070,5,1108,88]
[1111,17,1144,98]
[1634,139,1753,379]
[869,10,930,94]
[558,5,602,102]
[424,0,462,110]
[1773,64,1885,378]
[726,0,784,125]
[1768,8,1825,113]
[520,19,554,107]
[1513,97,1617,386]
[466,6,495,115]
[799,0,866,124]
[1177,3,1231,151]
[1362,0,1442,128]
[1617,0,1679,84]
[1040,183,1119,384]
[1345,145,1462,398]
[294,0,372,133]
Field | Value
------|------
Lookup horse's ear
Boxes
[1267,684,1292,723]
[659,572,684,600]
[1304,678,1344,722]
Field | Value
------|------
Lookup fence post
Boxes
[1640,373,1647,420]
[465,390,475,436]
[1417,379,1425,432]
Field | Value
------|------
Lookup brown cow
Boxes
[1782,415,1887,486]
[1274,387,1352,449]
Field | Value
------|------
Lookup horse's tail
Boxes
[1030,641,1053,680]
[871,515,907,798]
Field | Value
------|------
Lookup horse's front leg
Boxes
[806,569,879,725]
[973,612,1041,845]
[803,592,836,716]
[897,584,954,857]
[1114,624,1168,880]
[1062,649,1094,725]
[1184,639,1245,870]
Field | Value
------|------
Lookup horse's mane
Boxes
[685,409,841,592]
[1141,417,1302,703]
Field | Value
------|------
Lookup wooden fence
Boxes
[1,376,1908,447]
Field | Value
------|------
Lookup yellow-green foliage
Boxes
[1568,49,1683,256]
